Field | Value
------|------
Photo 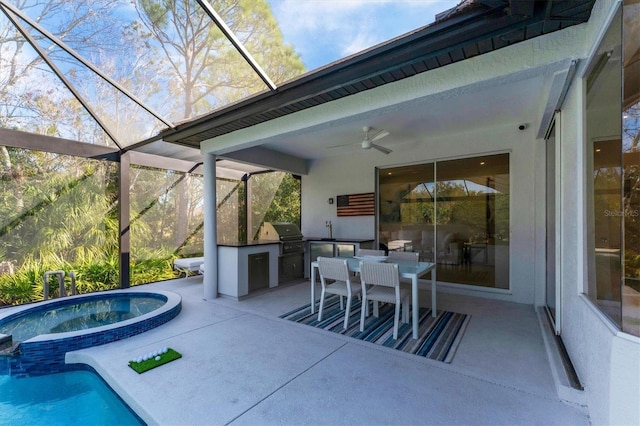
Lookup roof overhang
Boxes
[148,0,595,150]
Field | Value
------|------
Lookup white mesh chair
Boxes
[355,249,386,279]
[388,250,420,297]
[359,261,409,339]
[317,257,362,329]
[388,251,420,262]
[357,248,385,256]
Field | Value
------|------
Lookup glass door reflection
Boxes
[378,153,509,290]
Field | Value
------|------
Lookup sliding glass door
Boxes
[546,121,558,327]
[377,153,510,289]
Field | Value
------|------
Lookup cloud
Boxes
[342,30,378,57]
[269,0,461,70]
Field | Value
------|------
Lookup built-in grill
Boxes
[260,222,304,253]
[259,222,305,283]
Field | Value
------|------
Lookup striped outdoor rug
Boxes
[280,294,470,363]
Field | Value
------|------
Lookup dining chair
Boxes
[357,248,385,256]
[317,256,362,329]
[388,250,420,294]
[387,250,420,263]
[359,261,409,339]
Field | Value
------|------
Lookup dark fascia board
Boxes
[159,3,503,145]
[509,0,536,17]
[0,128,119,161]
[159,0,593,147]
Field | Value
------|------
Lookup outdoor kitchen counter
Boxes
[217,240,281,247]
[217,242,281,299]
[304,237,374,243]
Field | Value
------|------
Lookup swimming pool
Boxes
[0,368,143,425]
[0,293,167,342]
[0,294,166,342]
[0,289,181,376]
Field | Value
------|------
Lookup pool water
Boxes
[0,295,164,342]
[0,370,143,425]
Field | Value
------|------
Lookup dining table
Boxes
[310,256,436,339]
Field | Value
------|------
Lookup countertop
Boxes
[304,237,374,243]
[218,238,374,247]
[217,240,282,248]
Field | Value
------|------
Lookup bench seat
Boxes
[173,257,204,277]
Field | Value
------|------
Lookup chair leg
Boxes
[343,295,352,329]
[339,295,344,310]
[402,296,409,324]
[359,295,367,332]
[393,301,401,340]
[373,300,379,317]
[318,289,326,321]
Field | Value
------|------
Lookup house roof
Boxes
[152,0,596,150]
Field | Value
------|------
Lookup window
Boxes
[378,153,509,289]
[622,0,640,336]
[585,3,640,336]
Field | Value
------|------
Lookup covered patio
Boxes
[1,0,639,424]
[66,276,588,425]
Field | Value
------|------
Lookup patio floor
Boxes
[66,277,590,425]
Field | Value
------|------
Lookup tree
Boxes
[133,0,306,247]
[0,0,126,138]
[0,1,307,300]
[251,172,300,239]
[133,0,305,121]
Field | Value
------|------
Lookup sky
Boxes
[268,0,462,71]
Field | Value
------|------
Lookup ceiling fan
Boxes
[361,126,392,154]
[327,126,392,154]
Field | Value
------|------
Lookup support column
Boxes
[119,152,131,288]
[245,174,251,241]
[203,153,218,299]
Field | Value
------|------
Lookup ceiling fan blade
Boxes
[325,142,354,149]
[371,143,392,155]
[371,130,389,142]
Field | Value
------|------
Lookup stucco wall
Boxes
[303,122,538,304]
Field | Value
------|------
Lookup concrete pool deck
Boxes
[66,278,590,425]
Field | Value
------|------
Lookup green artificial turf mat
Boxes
[128,348,182,374]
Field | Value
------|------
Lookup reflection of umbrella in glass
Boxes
[404,180,500,200]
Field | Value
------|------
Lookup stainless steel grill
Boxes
[260,222,304,283]
[260,222,303,243]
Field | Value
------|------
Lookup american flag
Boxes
[336,193,375,216]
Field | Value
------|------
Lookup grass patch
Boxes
[128,348,182,374]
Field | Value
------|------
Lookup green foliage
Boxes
[74,253,120,291]
[131,255,179,285]
[262,174,301,226]
[249,173,301,240]
[625,250,640,278]
[0,256,57,305]
[0,266,43,305]
[0,251,182,306]
[0,1,306,306]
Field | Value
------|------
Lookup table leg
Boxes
[310,263,317,314]
[412,275,419,339]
